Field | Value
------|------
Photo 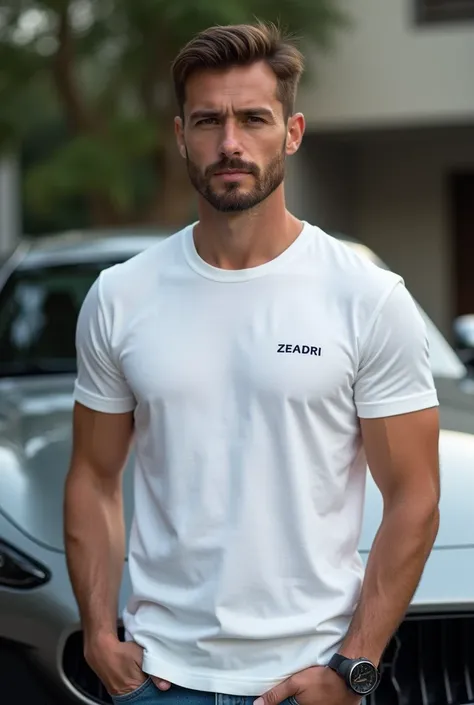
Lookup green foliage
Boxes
[25,116,158,216]
[0,0,349,230]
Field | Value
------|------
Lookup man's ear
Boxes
[285,113,305,156]
[175,116,187,159]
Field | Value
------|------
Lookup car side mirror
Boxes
[453,315,474,373]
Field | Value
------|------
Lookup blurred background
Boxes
[0,0,473,349]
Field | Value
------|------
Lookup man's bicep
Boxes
[70,402,135,482]
[360,408,440,504]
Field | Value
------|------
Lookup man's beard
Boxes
[186,147,286,213]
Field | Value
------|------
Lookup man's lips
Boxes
[213,169,250,175]
[212,169,253,183]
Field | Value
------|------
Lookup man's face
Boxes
[175,61,304,213]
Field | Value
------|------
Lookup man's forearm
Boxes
[64,465,125,649]
[339,498,439,665]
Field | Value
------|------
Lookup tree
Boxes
[0,0,348,231]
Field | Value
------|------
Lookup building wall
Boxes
[352,129,474,337]
[286,140,355,233]
[287,128,474,338]
[298,0,474,130]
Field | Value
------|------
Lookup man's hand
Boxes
[85,635,171,696]
[254,666,361,705]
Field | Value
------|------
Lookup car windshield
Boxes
[0,252,467,380]
[0,261,119,377]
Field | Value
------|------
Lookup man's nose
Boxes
[219,124,242,158]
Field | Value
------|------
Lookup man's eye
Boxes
[246,116,265,124]
[197,118,218,126]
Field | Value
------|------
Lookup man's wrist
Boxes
[84,628,120,659]
[337,639,382,666]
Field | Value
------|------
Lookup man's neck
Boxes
[193,189,303,271]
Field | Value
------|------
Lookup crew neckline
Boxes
[182,221,312,282]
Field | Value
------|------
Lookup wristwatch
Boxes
[327,653,380,696]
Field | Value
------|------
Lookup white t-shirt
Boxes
[74,222,438,696]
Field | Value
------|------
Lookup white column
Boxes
[0,152,21,255]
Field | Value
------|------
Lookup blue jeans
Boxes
[110,680,297,705]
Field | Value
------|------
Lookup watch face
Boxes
[349,661,379,695]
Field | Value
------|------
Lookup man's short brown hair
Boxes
[171,22,304,120]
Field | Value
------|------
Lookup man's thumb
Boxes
[151,676,172,691]
[156,680,172,691]
[254,678,294,705]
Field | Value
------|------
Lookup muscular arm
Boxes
[339,406,440,664]
[64,402,134,652]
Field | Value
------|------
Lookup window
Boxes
[415,0,474,24]
[0,261,119,377]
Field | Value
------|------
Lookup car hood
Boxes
[0,374,473,553]
[0,375,135,553]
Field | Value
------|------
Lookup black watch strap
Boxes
[328,653,347,671]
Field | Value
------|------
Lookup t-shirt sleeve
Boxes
[354,280,439,419]
[73,274,136,414]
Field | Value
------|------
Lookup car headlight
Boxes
[0,540,50,589]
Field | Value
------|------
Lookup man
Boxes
[64,21,440,705]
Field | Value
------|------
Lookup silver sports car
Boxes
[0,230,473,705]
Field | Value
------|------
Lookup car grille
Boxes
[62,615,474,705]
[366,613,474,705]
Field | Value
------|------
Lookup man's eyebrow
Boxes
[189,109,221,121]
[240,107,275,118]
[189,107,275,121]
